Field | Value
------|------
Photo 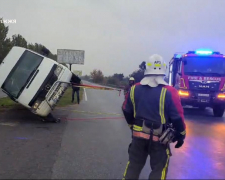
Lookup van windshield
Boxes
[2,50,43,98]
[183,56,225,76]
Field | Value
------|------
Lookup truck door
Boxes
[169,58,182,87]
[169,60,174,86]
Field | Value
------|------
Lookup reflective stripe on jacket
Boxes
[122,83,186,134]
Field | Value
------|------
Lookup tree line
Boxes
[0,17,57,63]
[82,68,169,88]
[81,69,145,88]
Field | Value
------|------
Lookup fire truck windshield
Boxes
[183,56,225,76]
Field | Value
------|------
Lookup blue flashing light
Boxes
[174,54,182,58]
[195,50,213,55]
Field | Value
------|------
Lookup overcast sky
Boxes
[1,0,225,76]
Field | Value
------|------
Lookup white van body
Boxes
[0,46,72,116]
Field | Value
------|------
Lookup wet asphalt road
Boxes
[0,81,225,179]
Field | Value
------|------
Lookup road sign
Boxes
[57,49,85,64]
[73,70,82,77]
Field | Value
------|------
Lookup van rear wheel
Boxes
[213,105,225,117]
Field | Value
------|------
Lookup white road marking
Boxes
[0,122,18,127]
[84,88,87,101]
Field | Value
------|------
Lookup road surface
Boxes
[0,82,225,179]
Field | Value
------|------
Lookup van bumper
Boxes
[32,100,52,117]
[31,68,72,117]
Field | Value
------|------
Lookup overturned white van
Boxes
[0,46,72,117]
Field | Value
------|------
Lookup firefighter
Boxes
[124,77,135,96]
[122,54,186,180]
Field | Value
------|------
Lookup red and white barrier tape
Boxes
[71,83,122,96]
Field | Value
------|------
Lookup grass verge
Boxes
[0,97,17,108]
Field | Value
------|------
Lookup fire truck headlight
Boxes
[217,93,225,99]
[178,90,189,97]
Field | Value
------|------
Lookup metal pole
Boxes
[70,64,72,71]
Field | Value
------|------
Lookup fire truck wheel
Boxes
[213,105,225,117]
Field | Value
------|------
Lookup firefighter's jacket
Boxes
[124,84,132,95]
[122,83,186,136]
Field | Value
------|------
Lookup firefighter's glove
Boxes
[175,140,184,148]
[173,131,186,148]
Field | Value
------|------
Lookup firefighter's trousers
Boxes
[123,137,170,180]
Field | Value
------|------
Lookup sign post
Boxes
[57,49,85,71]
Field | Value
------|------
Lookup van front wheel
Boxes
[213,105,225,117]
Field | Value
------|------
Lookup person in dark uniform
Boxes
[72,84,80,104]
[70,73,81,104]
[122,54,186,180]
[124,77,135,96]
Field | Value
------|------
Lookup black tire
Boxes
[54,118,61,123]
[213,105,225,117]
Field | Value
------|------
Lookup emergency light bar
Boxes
[173,50,223,60]
[195,50,212,55]
[187,50,221,56]
[174,54,182,58]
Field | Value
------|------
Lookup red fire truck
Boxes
[169,50,225,117]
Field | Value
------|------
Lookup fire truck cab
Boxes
[169,50,225,117]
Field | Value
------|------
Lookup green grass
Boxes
[0,87,83,109]
[0,97,17,108]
